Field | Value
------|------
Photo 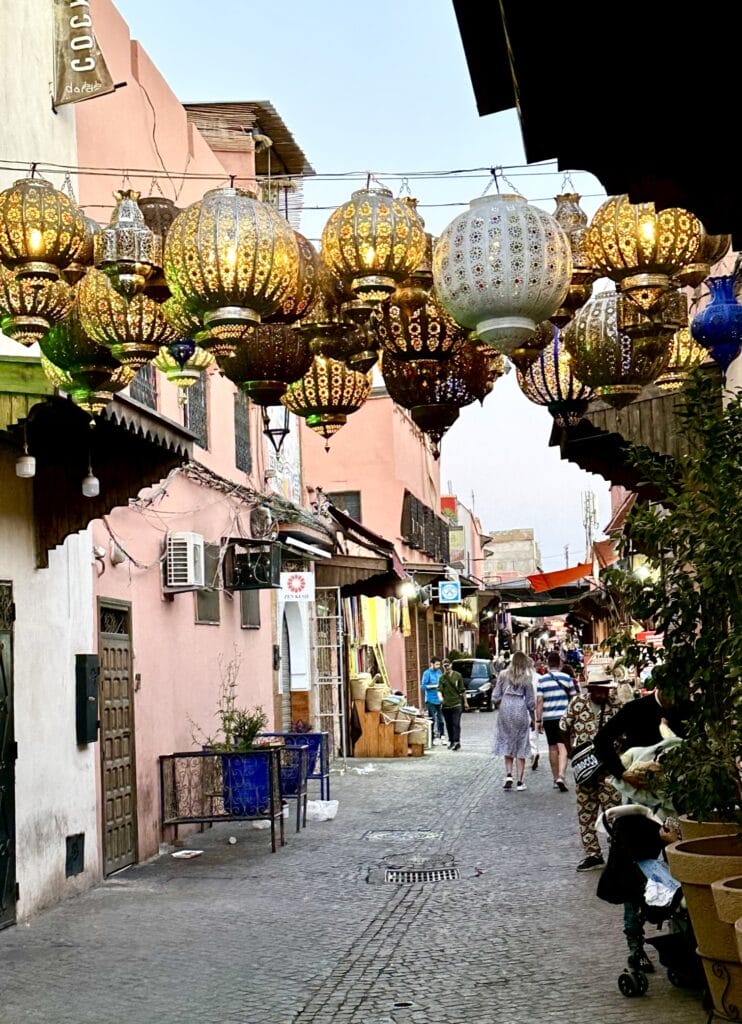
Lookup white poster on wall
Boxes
[280,571,315,602]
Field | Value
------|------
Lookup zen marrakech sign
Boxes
[53,0,115,108]
[280,572,315,603]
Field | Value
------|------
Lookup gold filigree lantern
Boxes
[139,196,182,302]
[563,287,673,408]
[586,194,702,311]
[0,176,89,281]
[672,228,732,289]
[0,264,72,345]
[655,327,706,392]
[281,355,371,447]
[219,324,313,406]
[94,190,163,297]
[550,193,596,327]
[516,323,593,426]
[164,187,301,355]
[320,187,426,315]
[78,268,176,368]
[264,230,319,326]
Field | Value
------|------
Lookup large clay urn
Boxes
[666,835,742,1020]
[679,816,741,841]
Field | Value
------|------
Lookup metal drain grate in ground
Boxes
[385,867,460,884]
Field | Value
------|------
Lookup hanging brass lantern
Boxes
[380,343,501,458]
[78,268,176,368]
[655,326,706,392]
[281,355,371,446]
[94,190,163,296]
[63,215,100,285]
[516,323,593,426]
[139,196,181,302]
[41,354,135,416]
[264,230,319,325]
[164,186,301,352]
[296,260,377,371]
[506,320,554,373]
[672,228,732,289]
[0,176,89,281]
[152,344,213,404]
[586,195,701,311]
[372,235,467,361]
[320,187,426,313]
[219,323,313,406]
[0,264,72,345]
[563,287,673,408]
[550,193,596,327]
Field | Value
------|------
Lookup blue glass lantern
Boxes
[516,322,593,426]
[690,275,742,373]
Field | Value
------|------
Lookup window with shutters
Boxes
[240,589,261,629]
[195,543,221,624]
[184,373,208,449]
[130,363,158,409]
[327,491,362,522]
[401,490,450,560]
[234,392,252,474]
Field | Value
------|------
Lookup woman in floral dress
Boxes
[492,652,536,791]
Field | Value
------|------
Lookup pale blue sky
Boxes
[113,0,612,566]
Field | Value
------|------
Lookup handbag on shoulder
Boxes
[570,740,605,787]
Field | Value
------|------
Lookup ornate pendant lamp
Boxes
[0,175,89,281]
[152,344,213,404]
[218,323,312,406]
[0,264,71,345]
[281,355,371,447]
[320,187,426,315]
[507,319,553,373]
[655,327,706,392]
[380,343,501,458]
[63,215,100,285]
[139,195,181,302]
[94,190,163,297]
[673,228,732,289]
[296,260,378,371]
[550,193,596,327]
[262,405,291,455]
[78,267,176,368]
[563,287,673,408]
[164,186,301,354]
[586,194,701,312]
[433,193,572,353]
[690,274,742,372]
[516,323,593,426]
[264,230,319,325]
[40,354,135,416]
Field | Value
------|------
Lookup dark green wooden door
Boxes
[0,584,16,929]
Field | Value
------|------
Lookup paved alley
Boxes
[0,712,705,1024]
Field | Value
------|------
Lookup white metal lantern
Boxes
[432,193,572,354]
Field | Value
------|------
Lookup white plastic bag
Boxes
[306,799,339,821]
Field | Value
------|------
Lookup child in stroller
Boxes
[596,804,706,998]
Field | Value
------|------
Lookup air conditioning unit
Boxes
[164,532,205,591]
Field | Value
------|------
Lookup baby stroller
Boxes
[596,805,707,999]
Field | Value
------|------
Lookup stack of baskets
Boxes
[350,673,372,703]
[365,683,386,712]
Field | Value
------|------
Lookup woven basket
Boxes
[365,685,385,712]
[408,719,428,745]
[394,711,412,734]
[350,674,371,702]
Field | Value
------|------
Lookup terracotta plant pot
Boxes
[679,815,741,841]
[666,836,742,1020]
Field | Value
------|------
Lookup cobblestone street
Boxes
[0,712,705,1024]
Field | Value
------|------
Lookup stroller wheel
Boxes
[619,972,638,997]
[636,971,649,995]
[667,968,685,988]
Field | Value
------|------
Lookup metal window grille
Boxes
[185,373,208,449]
[195,544,221,624]
[129,363,158,409]
[326,491,362,522]
[234,392,253,474]
[240,589,261,628]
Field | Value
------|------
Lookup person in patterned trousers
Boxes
[559,672,622,871]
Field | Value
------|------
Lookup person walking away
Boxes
[492,651,536,790]
[559,672,622,870]
[421,657,444,742]
[527,655,541,770]
[592,682,691,973]
[536,652,577,791]
[438,659,468,750]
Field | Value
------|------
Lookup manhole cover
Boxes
[364,829,442,841]
[385,867,460,883]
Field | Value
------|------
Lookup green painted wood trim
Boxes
[0,355,54,398]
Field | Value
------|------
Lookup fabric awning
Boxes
[527,562,593,594]
[510,601,577,618]
[324,504,407,580]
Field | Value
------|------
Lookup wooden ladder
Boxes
[372,643,391,690]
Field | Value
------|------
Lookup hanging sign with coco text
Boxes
[53,0,115,108]
[280,572,315,602]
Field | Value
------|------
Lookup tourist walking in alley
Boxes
[438,658,468,749]
[492,651,536,790]
[536,651,578,791]
[559,671,622,870]
[420,656,445,742]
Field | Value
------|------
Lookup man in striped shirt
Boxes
[536,651,578,791]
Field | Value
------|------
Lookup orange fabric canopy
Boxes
[527,561,593,593]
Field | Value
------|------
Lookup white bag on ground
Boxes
[306,800,339,821]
